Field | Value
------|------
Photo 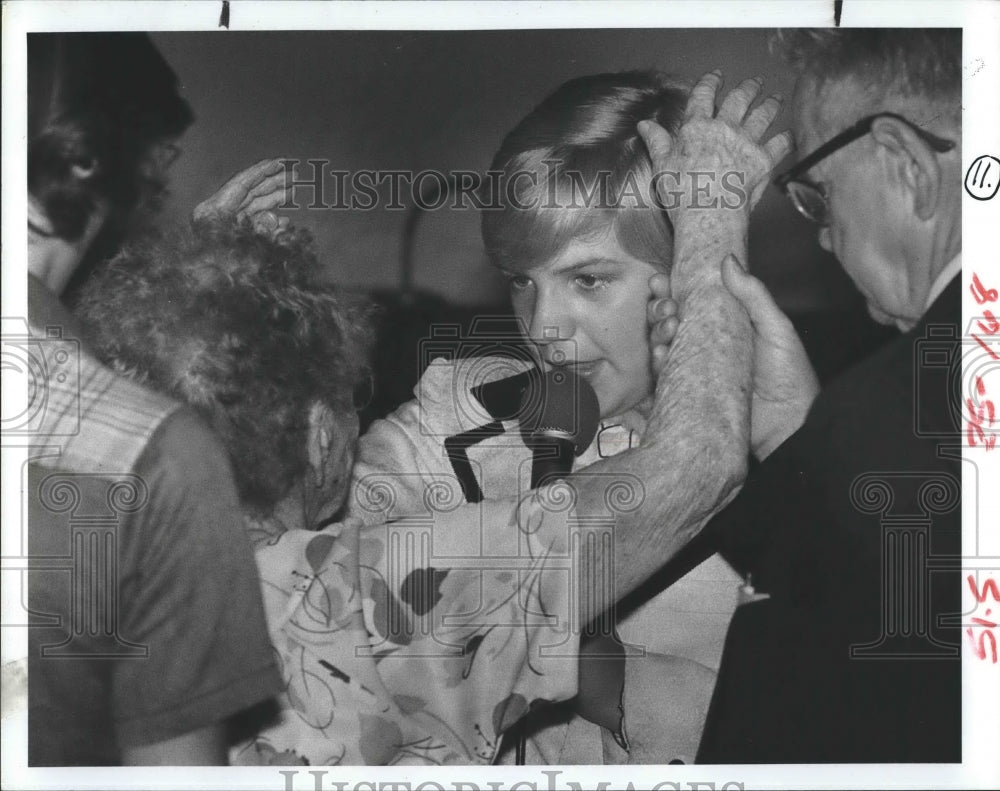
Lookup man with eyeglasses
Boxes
[650,28,963,763]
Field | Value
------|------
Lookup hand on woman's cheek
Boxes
[505,236,668,419]
[647,273,679,376]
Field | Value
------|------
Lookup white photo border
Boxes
[3,2,998,789]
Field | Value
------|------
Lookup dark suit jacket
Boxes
[693,277,963,763]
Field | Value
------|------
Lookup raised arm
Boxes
[572,73,793,619]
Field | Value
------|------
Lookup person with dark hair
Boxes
[28,33,193,288]
[25,33,283,765]
[75,216,383,765]
[648,28,963,762]
[70,66,785,766]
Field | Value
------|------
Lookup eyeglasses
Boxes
[774,112,956,226]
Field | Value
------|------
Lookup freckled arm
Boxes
[569,210,752,625]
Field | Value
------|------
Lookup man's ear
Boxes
[307,401,334,488]
[870,116,941,221]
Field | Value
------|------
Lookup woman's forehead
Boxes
[505,234,659,277]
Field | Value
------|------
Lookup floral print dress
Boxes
[232,357,740,765]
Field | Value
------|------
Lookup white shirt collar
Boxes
[925,252,962,311]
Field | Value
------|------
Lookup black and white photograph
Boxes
[2,2,998,789]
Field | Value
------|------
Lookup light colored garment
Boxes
[234,356,741,765]
[232,438,581,762]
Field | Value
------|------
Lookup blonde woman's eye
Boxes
[574,274,610,291]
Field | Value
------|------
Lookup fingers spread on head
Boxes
[225,159,278,193]
[250,157,281,174]
[686,70,723,119]
[251,211,280,234]
[209,180,243,208]
[252,159,288,182]
[763,131,796,169]
[242,189,291,217]
[638,120,674,171]
[718,77,763,125]
[743,94,783,141]
[243,170,292,205]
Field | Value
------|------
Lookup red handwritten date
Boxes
[967,376,997,450]
[970,273,1000,361]
[967,272,998,449]
[966,574,1000,663]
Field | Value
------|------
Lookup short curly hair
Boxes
[76,219,373,516]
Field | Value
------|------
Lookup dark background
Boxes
[152,30,893,423]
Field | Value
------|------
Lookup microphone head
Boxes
[519,368,600,456]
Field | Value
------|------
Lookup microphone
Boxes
[519,368,600,488]
[510,367,602,765]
